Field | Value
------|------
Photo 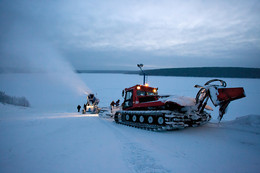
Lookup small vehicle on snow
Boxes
[82,94,100,114]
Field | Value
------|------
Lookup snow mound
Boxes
[159,95,196,106]
[226,114,260,127]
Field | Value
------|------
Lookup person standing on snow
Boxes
[110,101,115,111]
[77,105,81,112]
[115,99,120,106]
[84,104,87,111]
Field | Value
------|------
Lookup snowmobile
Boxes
[114,65,245,131]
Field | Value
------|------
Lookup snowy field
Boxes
[0,73,260,173]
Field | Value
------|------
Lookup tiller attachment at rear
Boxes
[195,79,246,121]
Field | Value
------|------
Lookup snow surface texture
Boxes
[0,73,260,173]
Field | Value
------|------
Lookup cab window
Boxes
[124,90,133,108]
[147,92,156,96]
[126,91,133,100]
[137,91,156,96]
[137,90,146,96]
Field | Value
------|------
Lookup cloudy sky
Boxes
[0,0,260,71]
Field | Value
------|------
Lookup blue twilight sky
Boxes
[0,0,260,71]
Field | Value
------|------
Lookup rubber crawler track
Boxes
[114,110,211,131]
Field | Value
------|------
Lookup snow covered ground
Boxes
[0,73,260,173]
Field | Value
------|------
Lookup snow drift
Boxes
[226,114,260,127]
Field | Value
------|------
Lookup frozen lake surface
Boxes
[0,73,260,173]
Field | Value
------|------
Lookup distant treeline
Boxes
[0,91,30,107]
[76,67,260,78]
[141,67,260,78]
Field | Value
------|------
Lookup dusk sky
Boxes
[0,0,260,71]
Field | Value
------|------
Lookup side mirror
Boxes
[122,90,125,97]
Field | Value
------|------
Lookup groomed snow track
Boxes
[114,110,211,131]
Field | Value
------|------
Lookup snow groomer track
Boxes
[114,110,211,131]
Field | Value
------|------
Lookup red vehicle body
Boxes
[123,85,162,110]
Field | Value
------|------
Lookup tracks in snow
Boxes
[98,117,170,173]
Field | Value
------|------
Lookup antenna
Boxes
[137,64,146,85]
